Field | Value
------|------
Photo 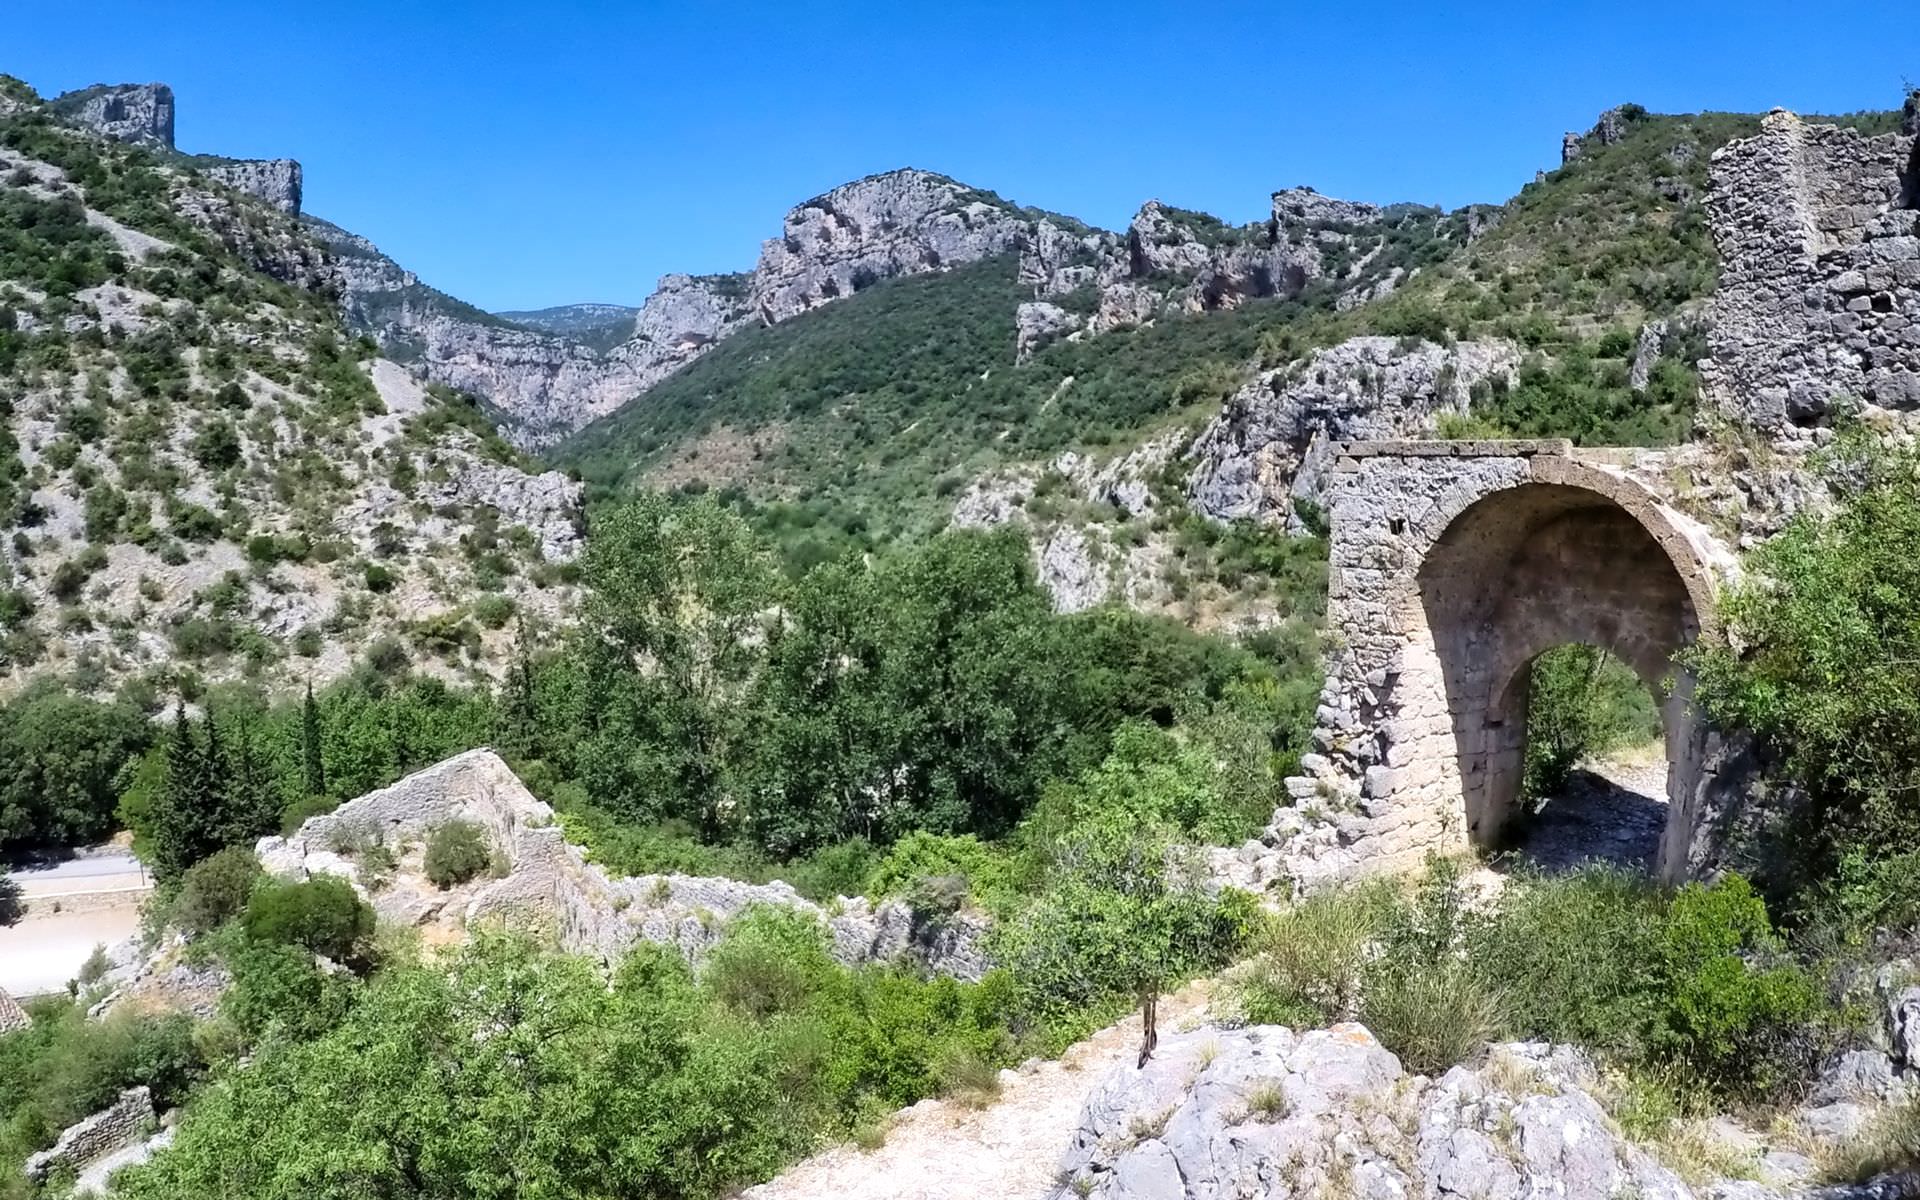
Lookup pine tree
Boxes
[302,681,327,799]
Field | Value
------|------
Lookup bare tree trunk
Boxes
[1138,986,1159,1067]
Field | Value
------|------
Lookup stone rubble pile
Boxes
[255,749,989,978]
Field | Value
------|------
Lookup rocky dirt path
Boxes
[1505,744,1669,874]
[742,982,1215,1200]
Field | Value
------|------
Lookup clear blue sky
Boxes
[9,2,1911,311]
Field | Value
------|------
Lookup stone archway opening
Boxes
[1492,642,1671,873]
[1410,479,1708,878]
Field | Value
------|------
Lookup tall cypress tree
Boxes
[152,704,210,880]
[302,681,327,799]
[228,716,278,844]
[499,619,537,761]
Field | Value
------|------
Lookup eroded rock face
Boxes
[749,169,1028,324]
[1561,104,1637,165]
[1018,190,1467,345]
[1186,336,1522,528]
[1701,110,1920,434]
[52,83,175,149]
[256,750,988,979]
[204,158,303,215]
[1050,1025,1805,1200]
[325,169,1024,445]
[1015,300,1081,362]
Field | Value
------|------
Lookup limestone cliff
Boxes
[202,157,303,215]
[330,169,1033,446]
[1186,336,1523,528]
[748,168,1030,323]
[50,83,175,150]
[1017,189,1481,350]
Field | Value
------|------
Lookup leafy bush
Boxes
[220,938,356,1044]
[171,846,261,934]
[991,817,1254,1040]
[1693,434,1920,872]
[0,1005,204,1182]
[115,930,1021,1200]
[422,819,492,888]
[242,877,373,962]
[865,832,1013,910]
[1474,868,1824,1099]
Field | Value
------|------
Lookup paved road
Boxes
[11,850,149,897]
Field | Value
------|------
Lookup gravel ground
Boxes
[743,982,1215,1200]
[1506,750,1670,874]
[0,903,144,998]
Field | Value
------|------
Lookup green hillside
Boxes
[554,106,1895,536]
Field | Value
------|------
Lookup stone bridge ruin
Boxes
[1264,102,1920,890]
[1286,440,1735,885]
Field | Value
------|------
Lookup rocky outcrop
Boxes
[1053,1024,1815,1200]
[1186,336,1523,528]
[953,433,1186,614]
[1562,104,1638,165]
[1015,300,1081,362]
[749,169,1028,324]
[23,1087,154,1182]
[51,83,174,149]
[203,158,303,215]
[1018,190,1466,347]
[256,750,989,979]
[0,985,28,1034]
[1701,108,1920,434]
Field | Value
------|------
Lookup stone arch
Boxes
[1405,459,1716,875]
[1289,442,1729,887]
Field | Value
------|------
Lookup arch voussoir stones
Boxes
[1275,439,1744,891]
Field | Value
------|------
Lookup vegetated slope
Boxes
[556,253,1330,541]
[0,80,582,699]
[556,105,1872,538]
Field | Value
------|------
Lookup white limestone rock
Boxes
[1186,335,1523,527]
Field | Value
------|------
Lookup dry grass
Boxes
[1822,1095,1920,1185]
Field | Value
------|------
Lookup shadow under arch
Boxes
[1408,463,1715,879]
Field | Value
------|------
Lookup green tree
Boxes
[301,681,327,799]
[0,685,150,853]
[992,815,1248,1051]
[1693,433,1920,865]
[576,495,779,835]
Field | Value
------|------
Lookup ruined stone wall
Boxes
[23,1087,153,1181]
[0,985,29,1034]
[257,750,989,979]
[1265,441,1729,889]
[1701,111,1920,433]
